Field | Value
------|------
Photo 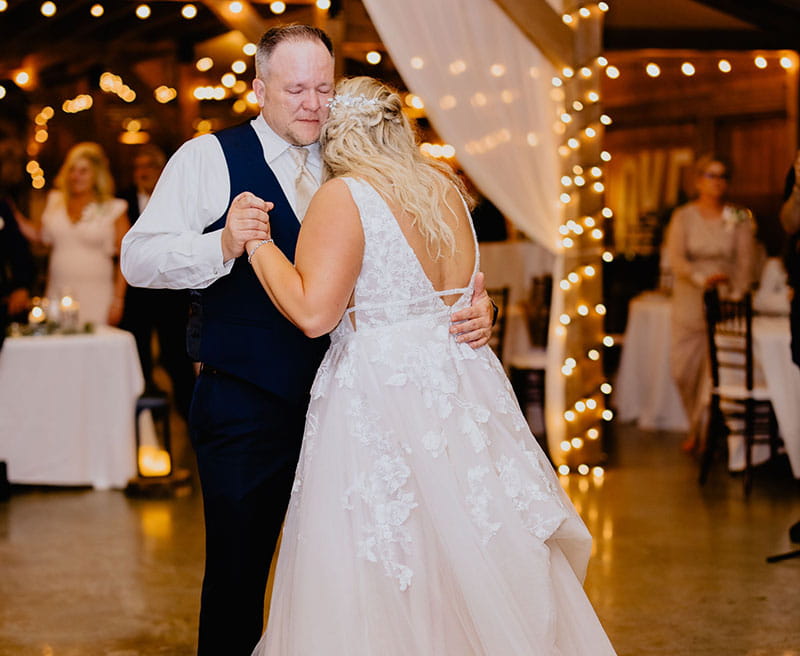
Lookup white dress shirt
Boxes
[121,114,322,289]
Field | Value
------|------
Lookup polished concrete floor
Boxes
[2,418,799,655]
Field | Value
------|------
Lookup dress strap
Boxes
[345,287,471,317]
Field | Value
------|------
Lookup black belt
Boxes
[199,363,241,381]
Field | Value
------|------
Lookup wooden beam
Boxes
[491,0,575,69]
[199,0,268,43]
[604,28,800,51]
[692,0,800,37]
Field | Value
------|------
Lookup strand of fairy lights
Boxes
[551,8,612,477]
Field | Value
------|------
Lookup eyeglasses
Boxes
[702,172,730,181]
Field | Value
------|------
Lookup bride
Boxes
[246,76,615,655]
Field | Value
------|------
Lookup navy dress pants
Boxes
[189,368,307,656]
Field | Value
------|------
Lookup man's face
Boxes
[253,39,334,146]
[133,154,162,195]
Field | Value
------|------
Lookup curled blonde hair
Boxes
[321,76,471,259]
[54,141,115,202]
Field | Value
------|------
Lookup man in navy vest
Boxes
[122,25,493,655]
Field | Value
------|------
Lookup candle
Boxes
[59,295,79,331]
[28,303,46,324]
[138,445,172,477]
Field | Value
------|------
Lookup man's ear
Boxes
[253,78,266,108]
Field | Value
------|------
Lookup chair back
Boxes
[486,286,510,363]
[703,288,755,391]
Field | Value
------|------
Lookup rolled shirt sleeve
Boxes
[121,134,234,289]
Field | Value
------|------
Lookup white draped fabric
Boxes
[361,0,570,450]
[361,0,563,252]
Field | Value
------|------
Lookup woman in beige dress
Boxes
[664,154,756,453]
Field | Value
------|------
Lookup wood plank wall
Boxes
[602,49,798,258]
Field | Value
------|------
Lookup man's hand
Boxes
[450,271,494,349]
[221,191,273,262]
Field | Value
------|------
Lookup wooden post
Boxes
[552,1,610,473]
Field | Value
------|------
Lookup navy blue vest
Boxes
[187,122,329,404]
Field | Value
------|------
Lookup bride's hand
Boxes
[222,191,273,262]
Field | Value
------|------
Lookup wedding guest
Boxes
[121,25,494,656]
[0,106,34,349]
[118,144,194,416]
[0,83,35,502]
[664,154,756,454]
[17,142,128,326]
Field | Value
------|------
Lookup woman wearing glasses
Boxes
[663,154,757,455]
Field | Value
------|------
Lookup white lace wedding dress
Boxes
[254,178,615,655]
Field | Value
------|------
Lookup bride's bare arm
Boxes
[247,179,364,338]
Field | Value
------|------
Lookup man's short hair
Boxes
[255,24,333,79]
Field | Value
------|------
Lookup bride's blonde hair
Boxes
[321,76,472,259]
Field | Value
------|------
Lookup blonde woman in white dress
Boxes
[244,76,615,655]
[18,142,128,326]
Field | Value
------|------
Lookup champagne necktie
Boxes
[289,147,316,220]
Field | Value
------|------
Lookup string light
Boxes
[316,0,331,8]
[366,51,382,65]
[755,55,768,69]
[718,59,732,73]
[243,43,257,56]
[135,4,150,19]
[681,62,696,76]
[181,4,197,19]
[90,3,104,17]
[14,71,31,87]
[646,63,661,77]
[269,1,285,14]
[196,57,214,72]
[605,65,619,79]
[41,1,56,17]
[780,56,793,70]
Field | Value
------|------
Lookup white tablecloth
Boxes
[479,240,554,364]
[613,291,689,432]
[0,326,144,489]
[753,316,800,478]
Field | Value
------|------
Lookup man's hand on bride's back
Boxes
[450,271,493,349]
[222,191,273,262]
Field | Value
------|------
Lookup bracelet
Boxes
[247,238,274,263]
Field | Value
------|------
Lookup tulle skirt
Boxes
[254,318,615,655]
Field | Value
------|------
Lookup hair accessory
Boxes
[326,93,379,113]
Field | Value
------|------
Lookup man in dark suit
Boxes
[0,85,34,351]
[122,25,494,655]
[118,144,195,418]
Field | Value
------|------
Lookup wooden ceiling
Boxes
[2,0,799,92]
[604,0,800,50]
[0,0,798,156]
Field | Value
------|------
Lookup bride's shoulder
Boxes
[307,178,358,218]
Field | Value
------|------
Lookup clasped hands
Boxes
[221,191,494,349]
[221,191,274,263]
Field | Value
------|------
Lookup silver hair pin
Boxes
[326,93,380,112]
